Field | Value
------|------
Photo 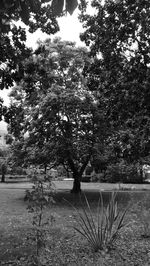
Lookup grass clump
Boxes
[73,192,128,252]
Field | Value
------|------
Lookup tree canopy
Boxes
[5,38,107,192]
[79,0,150,165]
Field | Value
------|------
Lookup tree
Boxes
[0,148,8,182]
[1,162,7,182]
[79,0,150,168]
[5,38,107,193]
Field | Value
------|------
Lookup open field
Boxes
[0,181,150,265]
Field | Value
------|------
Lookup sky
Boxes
[26,9,85,49]
[0,7,87,107]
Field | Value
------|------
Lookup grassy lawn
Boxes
[0,182,150,265]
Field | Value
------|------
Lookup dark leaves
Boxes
[20,1,30,25]
[66,0,78,15]
[51,0,78,16]
[51,0,64,16]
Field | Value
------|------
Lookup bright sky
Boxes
[26,9,85,49]
[0,8,86,107]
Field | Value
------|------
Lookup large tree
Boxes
[79,0,150,166]
[5,38,107,192]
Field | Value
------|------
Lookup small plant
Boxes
[73,192,128,252]
[25,168,55,265]
[137,194,150,238]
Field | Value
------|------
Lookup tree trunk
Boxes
[71,173,81,193]
[1,173,5,183]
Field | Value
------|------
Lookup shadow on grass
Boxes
[54,190,134,208]
[54,190,150,211]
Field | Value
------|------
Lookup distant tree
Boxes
[5,38,107,193]
[1,162,7,182]
[79,0,150,167]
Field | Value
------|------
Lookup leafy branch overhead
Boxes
[0,0,79,94]
[0,0,78,29]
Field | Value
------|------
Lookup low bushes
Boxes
[103,162,143,184]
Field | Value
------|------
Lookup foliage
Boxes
[0,0,80,98]
[25,168,55,264]
[51,0,78,16]
[6,38,107,193]
[0,0,78,31]
[79,0,150,165]
[106,161,142,184]
[73,192,128,251]
[0,0,60,90]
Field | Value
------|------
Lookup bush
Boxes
[106,162,142,183]
[81,175,91,182]
[7,166,27,176]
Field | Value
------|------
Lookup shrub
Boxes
[25,168,55,264]
[81,175,91,182]
[106,162,141,183]
[73,192,128,252]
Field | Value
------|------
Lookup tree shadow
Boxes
[53,189,133,209]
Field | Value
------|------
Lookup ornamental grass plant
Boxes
[73,192,128,252]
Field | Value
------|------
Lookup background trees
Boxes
[5,38,107,192]
[79,0,150,171]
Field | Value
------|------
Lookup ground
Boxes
[0,180,150,265]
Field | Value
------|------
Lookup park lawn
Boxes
[0,185,150,265]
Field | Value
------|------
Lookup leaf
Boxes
[66,0,78,15]
[20,1,30,25]
[29,0,41,13]
[51,0,64,16]
[0,1,5,11]
[3,0,14,9]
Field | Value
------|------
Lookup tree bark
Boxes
[71,173,81,193]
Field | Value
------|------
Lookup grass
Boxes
[0,183,150,265]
